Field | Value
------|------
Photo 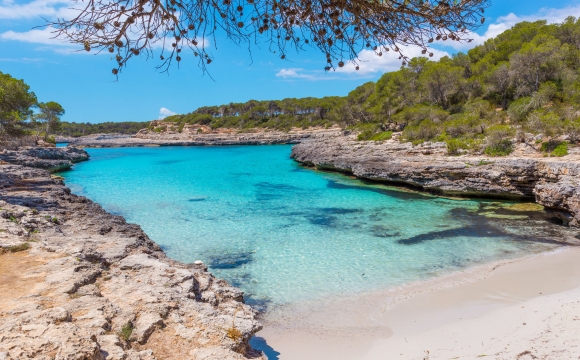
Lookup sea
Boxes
[58,145,570,309]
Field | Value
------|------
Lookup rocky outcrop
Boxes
[65,128,343,148]
[0,147,89,172]
[0,164,265,359]
[291,136,580,227]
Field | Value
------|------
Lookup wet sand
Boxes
[259,247,580,359]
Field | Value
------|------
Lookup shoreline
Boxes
[291,136,580,227]
[3,144,580,359]
[259,246,580,359]
[57,128,343,148]
[0,156,266,359]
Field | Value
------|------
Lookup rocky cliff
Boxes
[0,147,90,172]
[291,136,580,227]
[0,164,265,359]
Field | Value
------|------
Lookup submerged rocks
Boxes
[0,146,89,172]
[0,164,265,359]
[291,136,580,228]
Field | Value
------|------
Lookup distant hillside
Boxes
[163,18,580,156]
[55,121,150,137]
[164,97,344,132]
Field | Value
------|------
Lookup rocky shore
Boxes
[0,149,265,359]
[291,136,580,227]
[0,147,89,172]
[60,128,342,148]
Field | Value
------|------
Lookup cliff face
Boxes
[0,164,265,359]
[291,137,580,227]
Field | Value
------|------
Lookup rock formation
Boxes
[291,136,580,227]
[0,147,90,172]
[62,128,343,148]
[0,162,265,359]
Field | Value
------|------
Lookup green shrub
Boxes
[358,130,393,141]
[357,129,375,141]
[8,243,31,253]
[370,131,393,141]
[540,140,568,156]
[119,322,134,342]
[446,138,469,155]
[552,142,568,157]
[484,139,514,156]
[402,119,440,143]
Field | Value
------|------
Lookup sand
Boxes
[259,247,580,359]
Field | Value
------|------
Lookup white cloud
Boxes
[0,57,45,62]
[275,68,338,81]
[0,26,68,45]
[337,46,450,75]
[436,5,580,51]
[275,46,450,81]
[0,26,85,54]
[0,0,74,19]
[159,107,176,119]
[282,3,580,81]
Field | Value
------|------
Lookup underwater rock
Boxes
[292,136,580,228]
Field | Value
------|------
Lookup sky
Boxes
[1,0,580,123]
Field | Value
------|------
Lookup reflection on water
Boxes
[59,145,575,310]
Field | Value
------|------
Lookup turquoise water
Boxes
[60,145,568,309]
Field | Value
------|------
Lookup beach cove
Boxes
[54,144,580,359]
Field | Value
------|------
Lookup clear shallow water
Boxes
[59,145,567,309]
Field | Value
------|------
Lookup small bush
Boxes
[8,243,31,253]
[552,142,568,157]
[445,138,473,155]
[541,140,568,157]
[371,131,393,141]
[357,129,375,141]
[119,322,134,342]
[226,326,243,342]
[484,139,513,156]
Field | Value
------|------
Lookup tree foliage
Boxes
[50,0,488,75]
[161,18,580,156]
[0,72,37,138]
[0,72,65,146]
[55,121,151,137]
[35,102,65,141]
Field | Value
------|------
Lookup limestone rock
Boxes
[0,164,265,359]
[292,136,580,228]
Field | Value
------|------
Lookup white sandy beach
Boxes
[260,247,580,359]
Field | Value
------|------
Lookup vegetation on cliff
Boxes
[164,18,580,156]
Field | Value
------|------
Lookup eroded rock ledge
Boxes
[291,136,580,227]
[0,147,90,172]
[0,164,265,359]
[60,128,342,148]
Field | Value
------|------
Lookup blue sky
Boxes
[1,0,580,123]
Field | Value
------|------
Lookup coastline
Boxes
[58,128,343,148]
[3,144,580,359]
[0,154,266,359]
[259,246,580,359]
[291,135,580,227]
